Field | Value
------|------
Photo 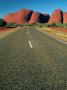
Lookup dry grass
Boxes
[37,27,67,42]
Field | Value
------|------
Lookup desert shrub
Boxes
[63,23,67,28]
[17,24,23,27]
[35,23,44,27]
[0,19,7,27]
[27,24,32,26]
[50,22,57,27]
[45,24,51,27]
[6,23,17,28]
[58,23,67,28]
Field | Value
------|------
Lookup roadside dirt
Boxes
[37,27,67,42]
[0,27,19,39]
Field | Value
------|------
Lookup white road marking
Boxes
[29,41,33,48]
[27,32,28,34]
[27,31,29,35]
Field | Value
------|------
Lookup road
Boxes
[0,27,67,90]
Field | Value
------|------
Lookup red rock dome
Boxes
[63,12,67,23]
[4,9,50,24]
[4,9,33,24]
[4,13,16,23]
[49,9,63,24]
[28,12,40,24]
[15,9,33,24]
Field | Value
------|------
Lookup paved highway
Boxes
[0,27,67,90]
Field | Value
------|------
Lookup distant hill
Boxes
[3,9,67,24]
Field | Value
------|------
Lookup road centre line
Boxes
[28,41,33,48]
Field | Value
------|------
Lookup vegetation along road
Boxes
[0,26,67,90]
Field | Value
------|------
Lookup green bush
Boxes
[50,22,57,27]
[63,23,67,28]
[6,23,17,28]
[0,19,7,27]
[58,23,67,28]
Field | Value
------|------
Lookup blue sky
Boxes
[0,0,67,17]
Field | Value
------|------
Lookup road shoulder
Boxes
[0,27,20,39]
[36,27,67,45]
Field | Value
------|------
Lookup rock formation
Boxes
[28,12,50,24]
[49,9,63,24]
[4,9,50,24]
[14,9,33,24]
[4,13,16,23]
[4,9,67,24]
[4,9,33,24]
[63,12,67,23]
[28,12,40,24]
[39,14,50,23]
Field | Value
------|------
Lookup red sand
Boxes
[0,27,14,33]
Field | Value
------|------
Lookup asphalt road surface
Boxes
[0,27,67,90]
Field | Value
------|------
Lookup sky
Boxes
[0,0,67,18]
